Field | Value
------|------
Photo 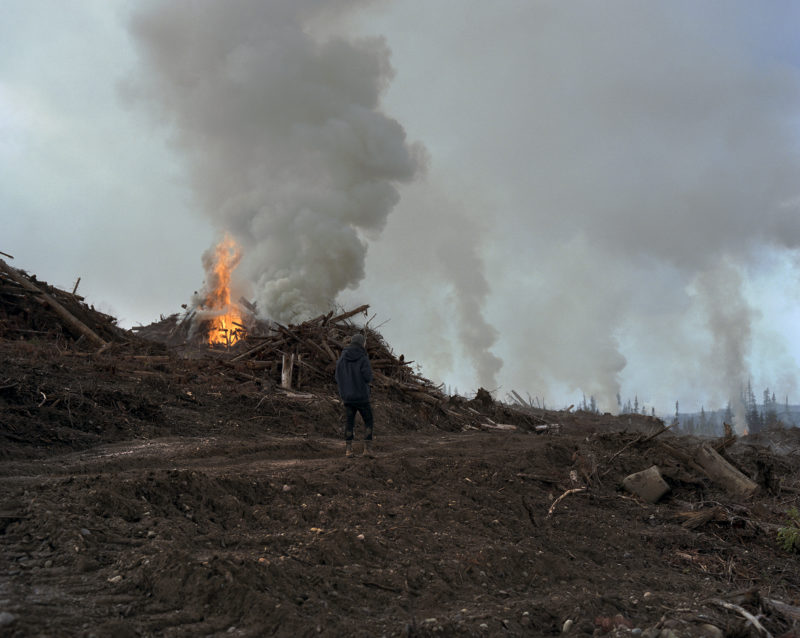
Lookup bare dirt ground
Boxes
[2,338,800,638]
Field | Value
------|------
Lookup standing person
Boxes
[335,333,374,458]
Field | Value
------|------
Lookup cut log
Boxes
[0,259,107,348]
[329,304,369,324]
[480,422,517,431]
[622,465,670,503]
[693,444,758,499]
[281,353,295,390]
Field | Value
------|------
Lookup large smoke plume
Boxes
[127,1,800,413]
[128,0,425,323]
[348,2,800,413]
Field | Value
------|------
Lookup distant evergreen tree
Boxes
[745,379,762,434]
[724,401,734,425]
[673,401,680,429]
[589,395,597,414]
[763,388,778,428]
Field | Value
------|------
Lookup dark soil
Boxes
[2,338,800,637]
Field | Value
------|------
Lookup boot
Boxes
[363,440,374,458]
[345,441,353,458]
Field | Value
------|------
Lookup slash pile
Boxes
[0,259,127,346]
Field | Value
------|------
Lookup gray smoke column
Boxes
[694,260,753,432]
[363,2,800,412]
[127,0,424,323]
[437,216,503,389]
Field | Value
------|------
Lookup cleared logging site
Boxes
[2,260,800,637]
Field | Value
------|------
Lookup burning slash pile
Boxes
[130,235,450,405]
[132,234,254,347]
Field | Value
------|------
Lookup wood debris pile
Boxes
[0,257,558,433]
[0,258,127,347]
[225,304,448,405]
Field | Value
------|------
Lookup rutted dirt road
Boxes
[3,425,800,637]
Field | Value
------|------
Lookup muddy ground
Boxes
[2,338,800,637]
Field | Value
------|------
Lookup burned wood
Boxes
[238,296,257,314]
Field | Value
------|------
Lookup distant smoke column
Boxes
[694,259,753,433]
[438,231,502,388]
[129,1,424,323]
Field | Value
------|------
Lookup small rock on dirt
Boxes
[0,612,16,627]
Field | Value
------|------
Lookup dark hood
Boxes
[342,344,366,362]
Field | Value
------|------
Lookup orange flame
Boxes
[204,234,244,346]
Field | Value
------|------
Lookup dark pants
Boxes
[344,402,374,441]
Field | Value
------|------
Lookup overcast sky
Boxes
[3,1,800,417]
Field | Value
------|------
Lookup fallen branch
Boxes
[231,336,288,362]
[710,599,772,638]
[674,507,725,530]
[602,423,674,476]
[546,487,587,518]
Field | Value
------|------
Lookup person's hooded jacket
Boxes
[335,340,372,403]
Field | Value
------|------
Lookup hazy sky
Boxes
[3,1,800,416]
